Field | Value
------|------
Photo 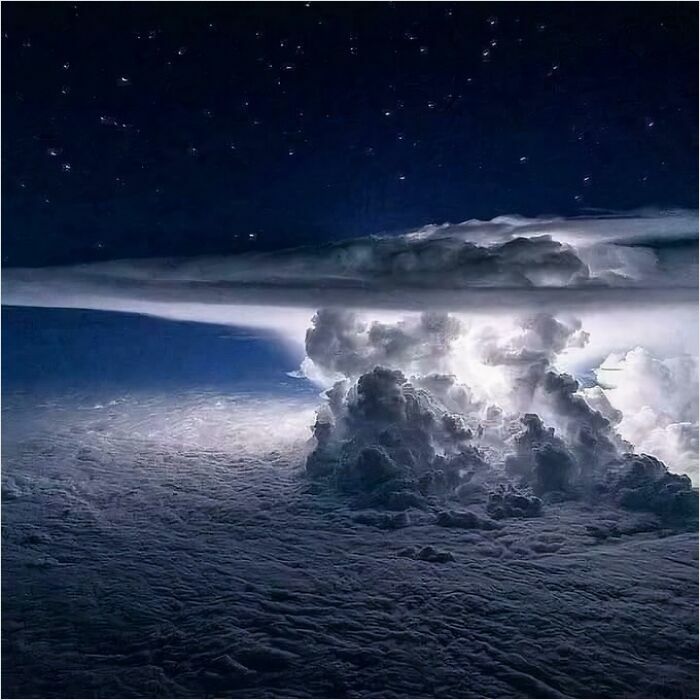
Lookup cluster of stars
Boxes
[1,1,693,265]
[17,6,665,195]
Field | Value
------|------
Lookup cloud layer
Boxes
[3,211,697,324]
[2,212,697,699]
[3,388,697,698]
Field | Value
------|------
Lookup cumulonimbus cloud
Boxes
[302,308,698,519]
[2,209,697,516]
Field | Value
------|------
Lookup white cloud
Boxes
[588,348,699,481]
[3,210,697,325]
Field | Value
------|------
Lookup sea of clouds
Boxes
[2,210,698,697]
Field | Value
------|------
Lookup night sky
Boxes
[2,1,697,267]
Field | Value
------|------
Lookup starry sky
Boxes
[2,1,697,267]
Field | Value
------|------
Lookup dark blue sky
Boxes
[2,1,697,266]
[2,306,311,393]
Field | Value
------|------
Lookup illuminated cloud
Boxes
[3,210,696,494]
[3,210,697,327]
[587,348,699,481]
[303,309,697,516]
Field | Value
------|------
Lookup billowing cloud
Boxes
[303,309,460,383]
[3,210,696,517]
[302,309,697,522]
[586,348,699,481]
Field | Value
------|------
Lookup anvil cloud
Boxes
[3,211,698,327]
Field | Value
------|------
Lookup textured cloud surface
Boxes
[2,203,698,698]
[3,389,698,698]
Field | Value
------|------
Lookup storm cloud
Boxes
[302,307,698,522]
[3,210,697,517]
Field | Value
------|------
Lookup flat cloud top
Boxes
[3,210,698,323]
